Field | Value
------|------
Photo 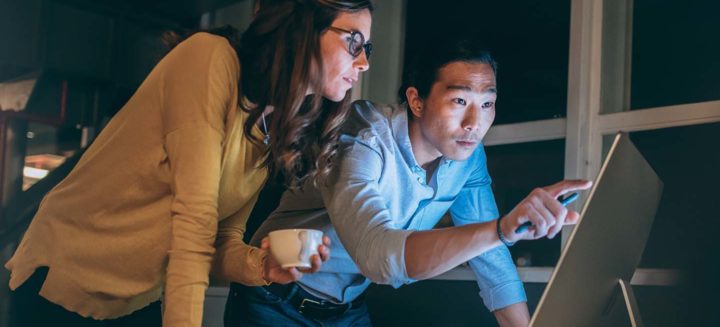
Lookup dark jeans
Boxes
[9,267,162,327]
[224,283,373,327]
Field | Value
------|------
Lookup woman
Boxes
[5,0,374,326]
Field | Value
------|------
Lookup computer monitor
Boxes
[529,132,663,327]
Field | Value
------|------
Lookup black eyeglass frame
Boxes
[327,26,373,59]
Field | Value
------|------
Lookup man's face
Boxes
[410,61,497,162]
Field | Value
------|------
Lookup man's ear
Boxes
[405,87,424,119]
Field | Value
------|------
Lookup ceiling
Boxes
[50,0,247,26]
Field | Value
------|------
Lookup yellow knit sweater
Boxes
[6,33,269,326]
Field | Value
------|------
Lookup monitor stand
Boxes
[619,279,644,327]
[600,279,644,327]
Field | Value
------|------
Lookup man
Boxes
[225,38,592,326]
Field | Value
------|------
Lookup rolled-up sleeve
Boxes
[449,147,527,311]
[321,140,414,287]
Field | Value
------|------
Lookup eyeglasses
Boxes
[327,26,373,59]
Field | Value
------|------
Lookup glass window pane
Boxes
[485,139,566,266]
[404,1,571,124]
[632,0,720,109]
[602,0,720,113]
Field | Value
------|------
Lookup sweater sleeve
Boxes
[159,33,239,327]
[211,194,269,286]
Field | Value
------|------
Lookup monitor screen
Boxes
[529,132,663,327]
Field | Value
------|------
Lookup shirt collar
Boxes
[391,104,421,170]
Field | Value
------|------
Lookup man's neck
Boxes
[422,158,442,184]
[408,119,442,175]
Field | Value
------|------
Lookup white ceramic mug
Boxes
[268,229,323,268]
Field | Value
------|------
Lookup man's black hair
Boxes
[398,37,497,103]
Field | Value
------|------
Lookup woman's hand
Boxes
[260,235,331,284]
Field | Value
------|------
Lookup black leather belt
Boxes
[265,283,364,320]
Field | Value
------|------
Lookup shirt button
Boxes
[417,176,424,183]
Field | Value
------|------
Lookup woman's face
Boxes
[318,9,372,102]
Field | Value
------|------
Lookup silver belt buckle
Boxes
[298,297,322,314]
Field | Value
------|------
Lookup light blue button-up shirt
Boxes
[251,101,526,311]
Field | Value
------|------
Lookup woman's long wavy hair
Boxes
[239,0,373,188]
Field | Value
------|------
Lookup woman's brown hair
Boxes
[239,0,373,188]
